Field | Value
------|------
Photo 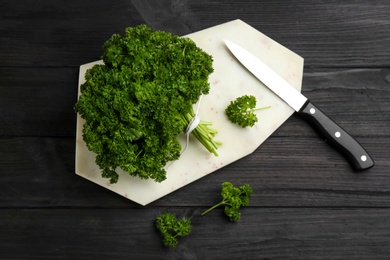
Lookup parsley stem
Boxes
[252,105,271,112]
[201,200,228,216]
[180,107,221,156]
[241,106,271,114]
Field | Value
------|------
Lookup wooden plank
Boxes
[0,0,144,67]
[0,136,388,208]
[0,67,388,137]
[0,208,389,259]
[0,67,78,137]
[169,0,390,67]
[131,0,193,35]
[2,0,390,67]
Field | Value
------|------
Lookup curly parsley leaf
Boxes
[155,213,192,248]
[225,95,270,127]
[201,182,252,222]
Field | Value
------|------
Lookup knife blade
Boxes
[224,39,374,171]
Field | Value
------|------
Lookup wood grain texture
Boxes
[1,208,390,259]
[0,0,144,67]
[0,67,78,136]
[170,0,390,67]
[1,0,390,67]
[1,0,390,258]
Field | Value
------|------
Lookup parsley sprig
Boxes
[155,182,253,247]
[225,95,270,127]
[201,182,252,222]
[155,213,192,248]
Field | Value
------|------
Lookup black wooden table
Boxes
[1,1,390,259]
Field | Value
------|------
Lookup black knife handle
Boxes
[297,101,374,171]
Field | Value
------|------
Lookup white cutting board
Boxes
[75,19,304,205]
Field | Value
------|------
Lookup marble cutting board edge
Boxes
[75,19,304,206]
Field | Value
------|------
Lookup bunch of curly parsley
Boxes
[75,25,220,184]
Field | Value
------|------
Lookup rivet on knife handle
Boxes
[298,101,374,171]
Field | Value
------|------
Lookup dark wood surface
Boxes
[1,1,390,259]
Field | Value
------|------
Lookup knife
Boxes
[224,40,374,171]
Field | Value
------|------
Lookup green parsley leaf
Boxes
[201,182,253,222]
[225,95,270,127]
[155,213,192,248]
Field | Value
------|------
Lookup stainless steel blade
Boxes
[224,40,307,112]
